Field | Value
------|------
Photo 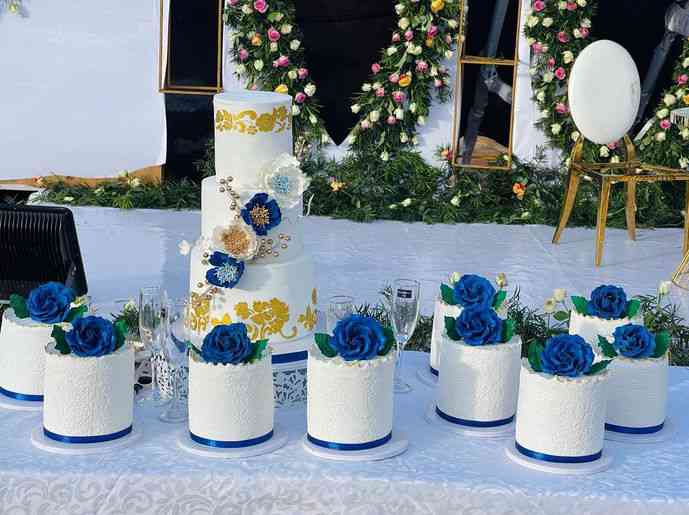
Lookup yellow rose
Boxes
[399,74,412,87]
[431,0,445,13]
[683,94,689,105]
[251,34,262,47]
[425,37,434,48]
[274,84,289,94]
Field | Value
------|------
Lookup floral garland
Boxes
[224,0,460,160]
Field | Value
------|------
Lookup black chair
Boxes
[0,204,88,302]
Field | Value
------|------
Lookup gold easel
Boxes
[552,135,689,266]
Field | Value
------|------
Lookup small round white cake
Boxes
[43,344,134,441]
[307,346,395,448]
[429,298,461,376]
[0,309,53,401]
[188,347,274,446]
[515,360,609,462]
[569,310,639,349]
[606,354,668,433]
[436,335,521,426]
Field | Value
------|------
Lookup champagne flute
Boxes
[138,286,168,406]
[159,298,189,423]
[327,295,354,333]
[390,279,421,394]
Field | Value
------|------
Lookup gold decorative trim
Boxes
[187,292,211,333]
[234,298,297,340]
[215,106,292,135]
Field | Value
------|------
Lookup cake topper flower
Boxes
[241,193,282,236]
[259,153,310,208]
[9,282,87,325]
[597,324,670,360]
[51,316,127,358]
[570,285,640,320]
[439,273,507,312]
[205,252,245,289]
[444,305,515,346]
[211,222,258,260]
[528,334,610,378]
[314,314,395,361]
[190,322,268,365]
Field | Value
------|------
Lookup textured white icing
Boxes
[213,92,292,188]
[307,347,395,444]
[43,344,134,437]
[0,309,52,396]
[437,336,521,422]
[569,310,641,349]
[515,360,609,457]
[188,348,274,441]
[429,298,461,372]
[606,355,668,428]
[200,177,304,265]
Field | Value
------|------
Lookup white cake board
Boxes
[0,395,42,412]
[605,419,675,443]
[505,442,613,475]
[177,427,288,459]
[416,366,438,387]
[302,432,408,462]
[30,425,141,455]
[424,403,515,439]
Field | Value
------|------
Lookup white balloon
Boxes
[568,40,640,145]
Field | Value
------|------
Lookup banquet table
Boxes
[2,352,689,515]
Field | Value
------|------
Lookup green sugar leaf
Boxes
[627,299,641,319]
[570,296,589,315]
[598,335,618,358]
[9,294,29,319]
[440,283,456,305]
[653,331,670,358]
[587,359,612,376]
[187,341,202,356]
[444,316,460,341]
[252,339,269,362]
[379,327,395,356]
[65,304,88,324]
[113,319,128,351]
[553,311,569,322]
[502,318,515,343]
[51,325,71,355]
[493,290,507,310]
[528,342,544,373]
[315,333,337,358]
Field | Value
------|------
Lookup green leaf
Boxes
[379,327,395,356]
[493,290,507,310]
[598,336,618,358]
[501,318,515,343]
[553,311,569,322]
[314,333,337,358]
[51,325,71,355]
[65,304,88,323]
[113,319,128,351]
[444,316,460,340]
[9,294,29,319]
[528,342,544,372]
[440,283,456,305]
[586,359,612,376]
[627,299,641,319]
[570,296,589,315]
[252,339,269,362]
[187,341,202,356]
[653,331,670,358]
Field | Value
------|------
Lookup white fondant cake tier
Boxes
[188,246,317,354]
[0,309,52,398]
[515,360,609,458]
[213,91,292,188]
[437,336,521,424]
[429,298,461,374]
[43,344,134,438]
[200,176,304,265]
[606,354,668,431]
[569,310,640,349]
[307,347,395,445]
[188,348,274,442]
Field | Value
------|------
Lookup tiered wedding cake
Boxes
[186,91,317,368]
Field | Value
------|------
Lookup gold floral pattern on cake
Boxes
[234,298,297,340]
[297,288,319,331]
[187,292,211,333]
[211,314,232,326]
[215,106,292,135]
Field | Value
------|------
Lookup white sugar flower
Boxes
[573,28,582,39]
[409,102,417,113]
[309,114,317,124]
[610,156,620,164]
[577,0,587,6]
[261,153,310,208]
[543,298,556,314]
[270,42,278,52]
[553,288,567,302]
[684,58,689,68]
[241,4,252,14]
[236,64,246,74]
[444,50,453,59]
[63,196,74,202]
[448,19,458,29]
[450,195,460,207]
[304,83,316,97]
[400,132,408,143]
[178,240,191,256]
[212,222,258,260]
[659,280,672,296]
[536,90,545,102]
[558,1,567,9]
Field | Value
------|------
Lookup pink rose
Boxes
[375,87,386,97]
[389,73,400,83]
[387,115,397,125]
[532,42,543,54]
[297,67,308,79]
[238,48,249,61]
[427,25,439,37]
[434,78,443,88]
[295,92,306,103]
[392,90,405,103]
[557,31,569,43]
[660,119,671,130]
[371,63,381,73]
[276,55,289,67]
[267,27,280,42]
[404,30,414,41]
[533,0,545,12]
[547,57,555,69]
[555,67,566,80]
[228,0,238,5]
[555,102,569,114]
[566,1,577,10]
[361,119,371,130]
[678,74,689,85]
[607,141,618,150]
[250,84,258,90]
[579,27,590,38]
[253,0,268,13]
[392,32,401,43]
[416,60,429,73]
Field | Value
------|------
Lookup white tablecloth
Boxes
[1,352,689,514]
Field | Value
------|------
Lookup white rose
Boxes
[450,196,460,207]
[280,24,292,34]
[254,59,264,71]
[309,114,317,124]
[680,157,689,169]
[599,146,610,158]
[351,104,360,114]
[381,151,389,161]
[290,39,301,50]
[288,69,297,79]
[395,3,405,14]
[664,94,677,106]
[542,17,554,27]
[63,196,74,203]
[563,50,574,64]
[682,128,689,139]
[526,37,535,46]
[321,133,330,144]
[543,71,554,83]
[553,288,567,302]
[657,108,669,119]
[372,81,382,89]
[387,46,398,56]
[684,58,689,68]
[410,102,417,113]
[656,132,667,142]
[430,66,438,77]
[236,64,246,74]
[448,19,458,29]
[573,28,582,39]
[270,42,278,52]
[558,1,567,9]
[395,108,404,120]
[241,4,252,14]
[411,136,418,145]
[370,110,380,122]
[577,0,587,6]
[610,156,620,164]
[362,83,372,92]
[304,83,316,96]
[551,123,561,135]
[571,131,580,141]
[581,18,592,28]
[291,104,301,115]
[527,16,539,28]
[401,198,412,207]
[536,90,545,102]
[417,115,426,126]
[400,132,408,143]
[398,17,410,30]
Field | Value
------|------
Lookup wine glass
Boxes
[327,295,354,333]
[159,298,189,423]
[390,279,421,394]
[138,286,168,406]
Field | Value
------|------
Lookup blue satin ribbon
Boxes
[605,422,664,434]
[0,386,43,402]
[190,429,274,448]
[272,351,307,365]
[515,442,602,464]
[44,425,132,444]
[307,432,392,451]
[435,406,514,428]
[429,366,439,377]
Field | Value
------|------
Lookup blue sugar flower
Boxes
[206,252,245,289]
[241,193,282,236]
[612,324,656,359]
[455,305,503,346]
[540,334,594,378]
[587,285,628,320]
[452,274,496,309]
[201,323,253,365]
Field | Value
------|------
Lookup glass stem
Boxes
[395,339,405,380]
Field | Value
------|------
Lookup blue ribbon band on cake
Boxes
[515,442,602,463]
[190,429,273,448]
[429,366,438,377]
[43,425,132,444]
[435,406,514,428]
[605,422,664,434]
[272,351,308,365]
[307,432,392,451]
[0,386,43,402]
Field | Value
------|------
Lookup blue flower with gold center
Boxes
[241,193,282,236]
[206,251,245,289]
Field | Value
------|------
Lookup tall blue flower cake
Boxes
[435,274,521,428]
[599,325,670,435]
[43,316,134,443]
[307,315,396,450]
[514,335,611,464]
[187,323,275,448]
[0,282,87,402]
[569,285,642,351]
